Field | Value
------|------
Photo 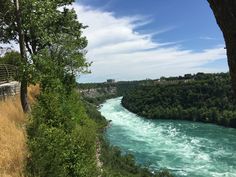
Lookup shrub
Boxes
[26,90,99,177]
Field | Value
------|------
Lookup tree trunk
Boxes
[208,0,236,95]
[14,0,30,113]
[20,72,30,112]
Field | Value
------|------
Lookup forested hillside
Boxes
[122,73,236,128]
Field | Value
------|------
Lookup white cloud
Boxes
[74,4,228,82]
[200,36,219,40]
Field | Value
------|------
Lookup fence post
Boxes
[3,64,10,82]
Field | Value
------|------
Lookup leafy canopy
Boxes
[0,0,89,82]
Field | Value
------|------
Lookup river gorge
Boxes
[99,97,236,177]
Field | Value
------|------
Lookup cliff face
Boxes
[208,0,236,95]
[79,86,117,98]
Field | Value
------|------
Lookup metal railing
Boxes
[0,64,20,100]
[0,64,18,84]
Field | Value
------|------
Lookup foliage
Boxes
[0,0,90,101]
[0,0,87,54]
[0,51,21,81]
[27,88,99,177]
[83,100,108,129]
[122,73,236,128]
[0,51,21,66]
[26,78,173,176]
[0,0,90,112]
[24,5,98,173]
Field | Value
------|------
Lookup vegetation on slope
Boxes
[26,81,172,176]
[27,90,99,177]
[22,49,173,177]
[122,73,236,128]
[25,47,99,176]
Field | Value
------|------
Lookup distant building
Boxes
[107,79,115,83]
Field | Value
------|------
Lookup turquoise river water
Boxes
[99,97,236,177]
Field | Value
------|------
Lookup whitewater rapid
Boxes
[99,97,236,177]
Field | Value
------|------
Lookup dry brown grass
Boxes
[28,84,40,105]
[0,85,39,177]
[0,96,26,177]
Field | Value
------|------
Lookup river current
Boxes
[99,97,236,177]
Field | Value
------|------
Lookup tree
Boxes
[0,51,21,66]
[208,0,236,95]
[14,0,30,112]
[0,0,89,112]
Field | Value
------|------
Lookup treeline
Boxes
[122,73,236,128]
[78,72,221,99]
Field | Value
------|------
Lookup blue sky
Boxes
[74,0,228,82]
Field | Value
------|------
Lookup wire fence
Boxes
[0,64,20,100]
[0,64,18,84]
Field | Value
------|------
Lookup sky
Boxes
[74,0,228,83]
[1,0,228,83]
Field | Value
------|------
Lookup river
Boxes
[99,97,236,177]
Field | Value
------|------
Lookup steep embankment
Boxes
[79,86,117,105]
[78,80,149,105]
[122,73,236,128]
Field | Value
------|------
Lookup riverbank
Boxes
[84,99,173,177]
[122,73,236,128]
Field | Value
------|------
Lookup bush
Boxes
[26,90,99,177]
